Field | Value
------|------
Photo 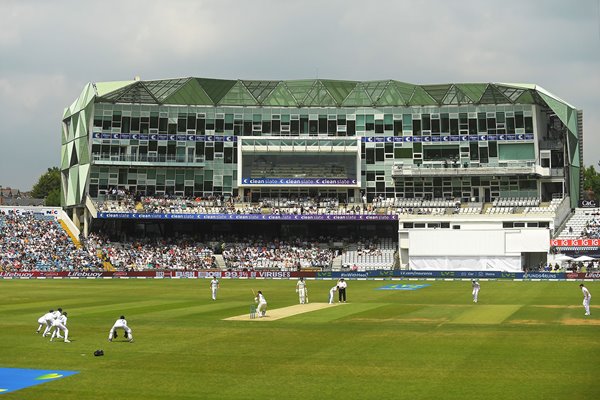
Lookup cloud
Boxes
[0,0,599,189]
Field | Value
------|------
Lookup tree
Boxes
[45,188,61,206]
[582,165,600,200]
[31,167,61,206]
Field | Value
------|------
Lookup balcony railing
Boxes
[391,161,551,177]
[91,153,205,167]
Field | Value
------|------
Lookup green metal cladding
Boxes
[94,78,575,108]
[61,77,582,208]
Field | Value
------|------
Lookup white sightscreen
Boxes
[409,256,521,272]
[409,230,507,256]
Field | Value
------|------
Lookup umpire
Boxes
[337,278,347,302]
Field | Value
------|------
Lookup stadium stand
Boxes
[53,78,585,273]
[0,211,101,272]
[340,238,396,271]
[90,233,217,270]
[556,208,600,239]
[222,237,333,270]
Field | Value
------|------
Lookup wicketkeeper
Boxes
[108,315,134,342]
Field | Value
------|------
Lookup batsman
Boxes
[296,277,308,304]
[254,290,267,318]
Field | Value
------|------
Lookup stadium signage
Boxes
[97,212,398,221]
[0,271,36,278]
[173,271,196,278]
[256,271,292,278]
[66,271,103,278]
[521,272,563,280]
[93,132,536,144]
[340,272,369,278]
[198,271,222,278]
[578,199,598,208]
[566,272,600,279]
[551,239,600,247]
[360,134,534,143]
[241,178,357,185]
[0,207,60,216]
[390,270,436,277]
[92,133,238,142]
[1,270,597,280]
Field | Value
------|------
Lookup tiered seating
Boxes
[492,197,539,207]
[340,238,396,271]
[0,213,101,271]
[223,238,333,270]
[557,208,600,239]
[486,196,541,214]
[384,198,454,215]
[486,206,515,214]
[99,196,391,216]
[96,234,217,270]
[98,197,259,215]
[458,202,482,214]
[523,198,562,214]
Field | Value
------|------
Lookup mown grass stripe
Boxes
[282,302,387,323]
[140,301,249,319]
[449,305,522,324]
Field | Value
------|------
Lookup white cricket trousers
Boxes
[299,289,306,304]
[50,323,68,341]
[109,325,133,340]
[256,302,267,317]
[583,298,591,315]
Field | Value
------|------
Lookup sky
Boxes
[0,0,599,191]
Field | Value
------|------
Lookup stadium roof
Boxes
[91,78,577,110]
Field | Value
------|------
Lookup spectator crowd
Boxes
[581,210,600,239]
[222,237,334,270]
[0,211,101,272]
[97,192,389,216]
[0,212,345,272]
[90,233,217,271]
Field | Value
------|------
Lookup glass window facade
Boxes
[86,103,541,202]
[61,79,580,207]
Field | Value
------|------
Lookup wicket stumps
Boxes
[250,305,257,319]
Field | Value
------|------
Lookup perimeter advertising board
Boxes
[0,270,591,280]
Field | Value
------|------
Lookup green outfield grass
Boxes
[0,279,598,400]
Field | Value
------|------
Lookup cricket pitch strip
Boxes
[224,302,338,321]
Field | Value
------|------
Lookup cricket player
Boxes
[37,310,54,334]
[580,284,592,316]
[49,312,70,343]
[329,285,338,304]
[210,277,220,300]
[296,277,308,304]
[108,315,134,342]
[42,308,62,337]
[472,280,480,303]
[254,291,267,317]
